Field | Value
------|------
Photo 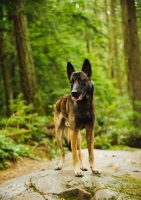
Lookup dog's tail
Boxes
[64,128,72,151]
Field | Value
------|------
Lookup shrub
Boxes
[120,128,141,148]
[0,135,30,169]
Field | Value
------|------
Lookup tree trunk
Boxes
[120,0,141,127]
[120,0,132,98]
[0,30,13,117]
[104,0,113,78]
[110,0,122,92]
[12,0,38,110]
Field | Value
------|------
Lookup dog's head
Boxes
[67,59,93,101]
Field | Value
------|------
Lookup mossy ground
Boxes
[58,174,141,200]
[104,174,141,200]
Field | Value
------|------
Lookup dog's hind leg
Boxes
[77,132,87,171]
[54,127,65,170]
[54,113,65,170]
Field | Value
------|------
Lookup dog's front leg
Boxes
[55,128,65,170]
[70,130,83,177]
[77,131,87,171]
[86,125,100,174]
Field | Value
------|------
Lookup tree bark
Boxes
[0,30,13,117]
[12,0,38,110]
[110,0,122,92]
[120,0,141,127]
[104,0,113,78]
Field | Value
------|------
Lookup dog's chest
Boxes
[72,107,94,129]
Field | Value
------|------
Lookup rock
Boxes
[0,149,141,200]
[60,187,91,199]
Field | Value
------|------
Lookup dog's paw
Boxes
[92,168,101,174]
[80,167,88,171]
[75,169,84,177]
[54,166,62,170]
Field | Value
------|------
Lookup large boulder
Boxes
[0,149,141,200]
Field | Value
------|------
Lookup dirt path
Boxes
[0,158,52,184]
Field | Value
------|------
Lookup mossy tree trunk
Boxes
[0,5,13,117]
[120,0,141,127]
[0,31,13,117]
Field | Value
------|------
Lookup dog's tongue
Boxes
[74,94,83,101]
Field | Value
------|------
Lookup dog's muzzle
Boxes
[71,89,78,98]
[71,89,86,101]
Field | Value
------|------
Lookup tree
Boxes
[110,0,122,91]
[0,33,13,117]
[120,0,141,127]
[0,6,13,117]
[12,0,39,111]
[104,0,123,92]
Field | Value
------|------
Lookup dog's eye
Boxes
[79,78,85,84]
[70,79,74,85]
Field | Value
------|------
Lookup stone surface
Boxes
[0,149,141,200]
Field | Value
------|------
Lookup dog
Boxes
[54,59,100,177]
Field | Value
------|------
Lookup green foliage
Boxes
[25,0,109,114]
[1,94,53,143]
[0,95,58,169]
[120,128,141,148]
[94,93,141,149]
[0,135,30,169]
[95,129,120,149]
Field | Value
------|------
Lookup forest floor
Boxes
[0,145,57,184]
[0,157,51,184]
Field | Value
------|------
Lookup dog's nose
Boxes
[71,89,79,98]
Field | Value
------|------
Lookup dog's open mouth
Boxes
[72,93,86,101]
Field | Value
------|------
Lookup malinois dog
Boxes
[54,59,100,177]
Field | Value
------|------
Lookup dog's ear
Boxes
[82,59,92,78]
[67,62,75,80]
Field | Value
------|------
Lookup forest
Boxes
[0,0,141,169]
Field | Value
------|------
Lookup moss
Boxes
[108,145,140,151]
[105,175,141,199]
[29,182,45,196]
[29,173,141,200]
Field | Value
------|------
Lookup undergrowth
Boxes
[0,135,30,169]
[0,95,58,170]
